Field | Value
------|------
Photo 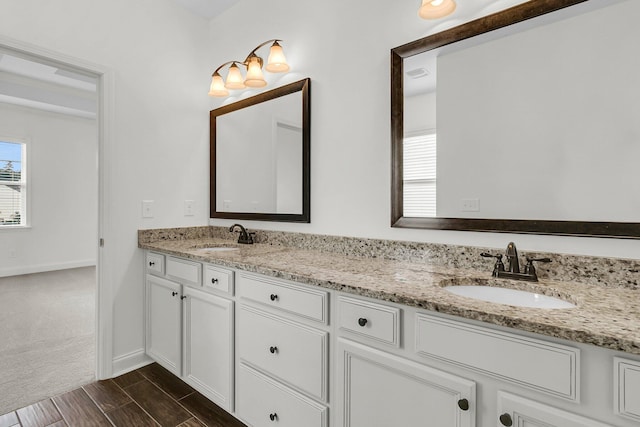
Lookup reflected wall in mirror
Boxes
[391,0,640,238]
[210,78,310,222]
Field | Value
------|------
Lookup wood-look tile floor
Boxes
[0,363,247,427]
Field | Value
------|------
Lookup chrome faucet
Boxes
[481,242,551,282]
[229,223,255,244]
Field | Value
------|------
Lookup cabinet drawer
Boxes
[238,305,328,401]
[415,313,579,400]
[203,264,234,295]
[497,391,611,427]
[237,273,328,323]
[614,357,640,422]
[237,363,328,427]
[338,296,400,347]
[146,252,165,275]
[166,256,201,286]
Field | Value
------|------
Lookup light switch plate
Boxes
[142,200,154,218]
[184,200,195,216]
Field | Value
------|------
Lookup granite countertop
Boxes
[139,237,640,355]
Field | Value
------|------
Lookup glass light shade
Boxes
[244,56,267,88]
[225,63,246,89]
[418,0,456,19]
[208,73,229,97]
[265,42,290,73]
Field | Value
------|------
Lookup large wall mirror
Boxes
[391,0,640,238]
[210,78,310,222]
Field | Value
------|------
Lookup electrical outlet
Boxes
[142,200,154,218]
[184,200,195,216]
[461,198,480,212]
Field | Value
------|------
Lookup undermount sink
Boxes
[192,246,239,252]
[444,285,576,309]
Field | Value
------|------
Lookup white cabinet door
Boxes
[183,286,234,411]
[496,391,612,427]
[336,339,475,427]
[145,275,182,376]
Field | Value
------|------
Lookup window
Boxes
[403,132,436,217]
[0,140,26,226]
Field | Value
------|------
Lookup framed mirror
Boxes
[391,0,640,238]
[210,78,310,223]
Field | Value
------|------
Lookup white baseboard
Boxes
[0,259,96,278]
[112,349,153,378]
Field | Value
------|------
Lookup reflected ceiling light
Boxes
[418,0,457,19]
[209,39,290,97]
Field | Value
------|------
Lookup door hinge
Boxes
[99,238,104,247]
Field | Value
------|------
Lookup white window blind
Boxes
[403,132,436,217]
[0,140,26,226]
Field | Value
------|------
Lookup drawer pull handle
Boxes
[457,398,469,411]
[269,346,278,354]
[148,261,155,266]
[358,317,368,327]
[211,278,219,284]
[270,294,278,301]
[181,295,187,300]
[269,413,278,421]
[499,413,513,426]
[171,291,178,297]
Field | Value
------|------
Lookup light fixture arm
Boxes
[242,39,282,64]
[212,60,243,76]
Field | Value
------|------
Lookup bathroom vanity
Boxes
[139,227,640,427]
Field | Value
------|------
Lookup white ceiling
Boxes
[172,0,239,19]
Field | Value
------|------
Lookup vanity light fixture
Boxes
[418,0,457,19]
[208,39,290,97]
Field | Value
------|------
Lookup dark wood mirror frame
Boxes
[391,0,640,239]
[210,78,310,223]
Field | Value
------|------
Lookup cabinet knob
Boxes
[358,317,368,327]
[499,413,513,426]
[269,413,278,421]
[457,398,469,411]
[211,278,219,284]
[269,346,278,354]
[148,261,155,266]
[171,291,178,297]
[270,294,278,301]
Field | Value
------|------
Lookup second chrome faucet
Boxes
[481,242,551,282]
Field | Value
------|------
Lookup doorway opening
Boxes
[0,40,108,414]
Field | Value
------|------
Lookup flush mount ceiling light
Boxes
[418,0,457,19]
[208,39,290,97]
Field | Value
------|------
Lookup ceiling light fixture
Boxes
[418,0,457,19]
[208,39,290,97]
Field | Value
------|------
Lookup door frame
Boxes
[0,35,114,379]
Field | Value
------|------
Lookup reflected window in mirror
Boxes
[403,131,437,218]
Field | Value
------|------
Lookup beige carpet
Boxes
[0,267,96,414]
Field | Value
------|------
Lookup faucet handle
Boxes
[525,257,552,264]
[523,257,552,277]
[481,252,503,260]
[481,253,505,276]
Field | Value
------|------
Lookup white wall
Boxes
[0,104,97,276]
[0,0,211,371]
[207,0,640,261]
